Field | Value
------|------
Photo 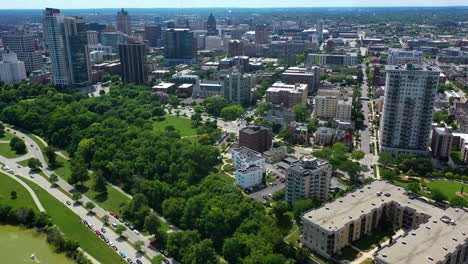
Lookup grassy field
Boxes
[0,143,27,159]
[0,172,38,212]
[284,228,301,247]
[153,115,197,137]
[427,180,468,202]
[54,155,72,181]
[20,178,124,264]
[0,132,15,141]
[0,225,75,264]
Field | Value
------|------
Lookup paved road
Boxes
[358,66,379,179]
[2,126,159,264]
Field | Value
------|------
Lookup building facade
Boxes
[281,66,321,94]
[0,50,27,84]
[228,40,243,57]
[285,156,332,204]
[100,32,128,53]
[116,8,131,35]
[314,95,352,121]
[388,49,423,65]
[164,28,197,65]
[266,82,308,109]
[2,31,43,73]
[86,30,99,45]
[206,13,217,36]
[43,8,91,86]
[430,126,453,161]
[144,25,162,47]
[379,64,440,155]
[119,42,147,84]
[239,125,272,153]
[255,24,268,44]
[232,147,265,189]
[223,71,253,106]
[306,53,358,66]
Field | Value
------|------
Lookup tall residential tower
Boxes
[2,31,43,73]
[43,8,90,86]
[379,64,440,155]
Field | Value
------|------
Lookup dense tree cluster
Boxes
[0,82,300,264]
[312,143,362,182]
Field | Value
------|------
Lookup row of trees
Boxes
[0,203,91,264]
[201,98,245,121]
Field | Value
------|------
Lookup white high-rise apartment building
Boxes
[0,50,27,84]
[379,64,440,155]
[224,71,254,106]
[388,49,423,65]
[43,8,90,86]
[314,95,352,121]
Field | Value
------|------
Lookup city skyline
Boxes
[1,0,467,9]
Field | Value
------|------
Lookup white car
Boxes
[112,223,118,228]
[134,230,140,235]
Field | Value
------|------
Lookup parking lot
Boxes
[248,181,285,202]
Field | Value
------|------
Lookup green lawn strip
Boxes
[352,229,394,251]
[54,155,72,181]
[0,172,39,212]
[17,158,34,167]
[284,228,301,247]
[153,115,197,137]
[0,143,27,159]
[338,177,357,187]
[19,177,124,264]
[36,171,73,199]
[0,132,15,141]
[335,246,360,261]
[426,180,468,202]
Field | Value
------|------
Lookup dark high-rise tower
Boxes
[144,25,162,47]
[116,8,131,35]
[119,42,147,84]
[206,13,217,36]
[163,28,196,65]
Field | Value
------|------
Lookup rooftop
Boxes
[386,64,441,72]
[302,181,468,264]
[152,82,175,89]
[232,146,264,163]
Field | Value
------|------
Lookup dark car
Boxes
[112,246,118,251]
[163,259,170,264]
[82,220,88,225]
[136,260,143,264]
[127,258,133,264]
[101,227,106,233]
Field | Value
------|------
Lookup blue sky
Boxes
[1,0,466,9]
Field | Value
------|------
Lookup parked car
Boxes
[134,230,140,235]
[136,260,143,264]
[120,252,127,258]
[112,246,118,251]
[101,227,106,233]
[66,201,71,206]
[109,211,114,216]
[112,223,118,228]
[113,214,119,219]
[82,220,88,225]
[95,230,101,235]
[163,259,170,264]
[127,258,133,264]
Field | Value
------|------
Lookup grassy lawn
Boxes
[335,246,360,261]
[284,228,301,247]
[17,158,40,168]
[0,143,27,159]
[20,178,124,264]
[153,115,197,137]
[82,182,130,215]
[0,132,15,141]
[427,180,468,202]
[352,229,394,251]
[54,155,72,181]
[360,258,374,264]
[0,172,39,212]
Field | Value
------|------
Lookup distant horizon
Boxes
[1,0,468,10]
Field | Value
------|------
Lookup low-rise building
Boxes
[314,127,335,146]
[306,53,358,66]
[266,82,308,109]
[152,82,175,93]
[281,66,321,94]
[453,103,468,132]
[232,147,265,189]
[285,156,332,204]
[194,80,224,98]
[177,83,194,96]
[301,180,468,263]
[263,146,287,164]
[288,122,309,145]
